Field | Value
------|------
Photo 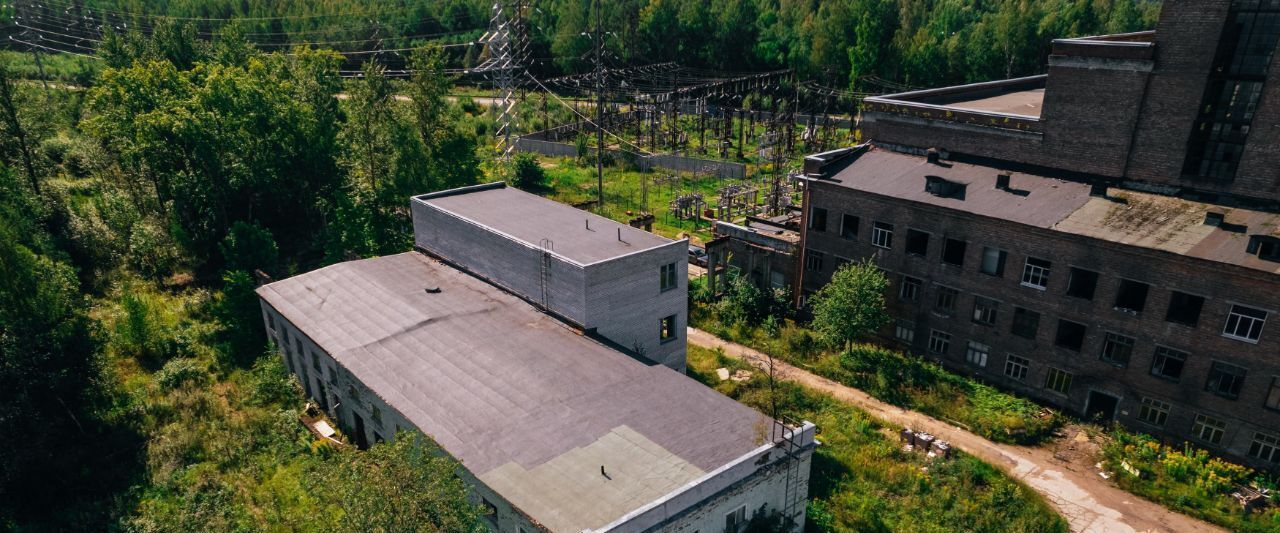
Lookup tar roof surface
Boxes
[257,252,770,531]
[823,146,1280,274]
[419,186,674,264]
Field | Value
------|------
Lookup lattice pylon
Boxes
[475,0,530,161]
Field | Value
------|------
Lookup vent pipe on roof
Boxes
[926,148,941,164]
[995,173,1011,190]
[1204,209,1226,227]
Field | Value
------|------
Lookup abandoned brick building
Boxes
[798,0,1280,467]
[257,183,814,532]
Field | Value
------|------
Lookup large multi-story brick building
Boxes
[798,0,1280,467]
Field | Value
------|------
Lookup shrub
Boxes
[155,358,210,391]
[510,152,547,190]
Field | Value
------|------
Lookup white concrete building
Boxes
[256,184,815,532]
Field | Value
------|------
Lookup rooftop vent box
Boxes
[995,173,1011,190]
[1204,209,1226,227]
[925,175,967,200]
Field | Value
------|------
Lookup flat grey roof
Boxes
[257,252,769,531]
[821,145,1280,274]
[933,88,1045,117]
[866,75,1047,120]
[418,184,675,264]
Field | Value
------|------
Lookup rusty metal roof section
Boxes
[256,252,771,531]
[823,145,1280,275]
[417,184,673,265]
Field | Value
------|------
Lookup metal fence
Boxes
[514,137,747,179]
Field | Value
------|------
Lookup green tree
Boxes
[0,61,47,194]
[809,259,891,350]
[510,152,548,190]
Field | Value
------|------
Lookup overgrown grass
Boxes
[1100,430,1280,532]
[687,345,1067,532]
[690,300,1062,445]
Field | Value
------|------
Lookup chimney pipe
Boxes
[1089,183,1108,197]
[1204,209,1226,227]
[995,173,1011,190]
[926,148,940,164]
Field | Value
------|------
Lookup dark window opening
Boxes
[1165,291,1205,326]
[660,262,678,292]
[942,239,967,267]
[972,296,999,326]
[1011,307,1040,339]
[905,229,930,256]
[1114,279,1150,314]
[809,207,828,231]
[1055,319,1087,352]
[1205,361,1248,400]
[660,315,678,343]
[841,214,859,239]
[1066,268,1099,300]
[1150,347,1188,382]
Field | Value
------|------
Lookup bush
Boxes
[510,152,547,190]
[155,358,210,391]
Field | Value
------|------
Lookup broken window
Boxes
[1004,355,1029,381]
[965,341,990,367]
[809,207,828,231]
[1054,319,1087,352]
[1223,304,1268,342]
[1065,267,1098,300]
[1205,361,1247,400]
[928,330,951,356]
[1150,346,1188,382]
[1044,367,1073,395]
[805,250,825,272]
[1011,307,1040,339]
[1100,332,1136,367]
[872,221,894,249]
[1165,291,1205,326]
[905,229,930,256]
[1138,397,1171,427]
[725,505,748,533]
[660,262,678,292]
[660,315,678,343]
[1114,279,1150,314]
[1193,414,1226,445]
[942,239,967,267]
[1021,257,1051,289]
[899,276,921,303]
[971,296,999,326]
[841,214,859,239]
[980,247,1006,277]
[934,286,958,315]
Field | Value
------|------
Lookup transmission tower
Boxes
[476,0,531,161]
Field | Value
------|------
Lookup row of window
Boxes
[808,209,1272,344]
[1137,399,1280,464]
[898,321,1280,462]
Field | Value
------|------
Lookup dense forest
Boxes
[21,0,1163,89]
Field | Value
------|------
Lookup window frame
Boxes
[1192,414,1226,445]
[1250,432,1280,463]
[979,247,1006,277]
[809,207,828,231]
[905,228,930,257]
[660,262,678,292]
[871,221,894,249]
[1099,332,1136,368]
[894,320,916,343]
[1265,377,1280,412]
[1113,278,1151,314]
[899,276,922,303]
[1065,267,1098,300]
[1021,257,1051,290]
[1222,304,1268,343]
[1138,397,1171,427]
[1204,360,1248,400]
[1150,346,1188,382]
[805,250,825,272]
[965,341,990,368]
[928,329,951,356]
[971,295,999,326]
[1044,367,1073,395]
[1004,354,1030,381]
[934,285,959,315]
[1165,290,1206,327]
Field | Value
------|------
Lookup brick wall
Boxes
[802,180,1280,468]
[584,241,689,371]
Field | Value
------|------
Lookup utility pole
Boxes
[593,0,605,209]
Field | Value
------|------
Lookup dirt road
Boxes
[686,327,1223,533]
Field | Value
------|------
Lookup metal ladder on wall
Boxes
[539,239,554,309]
[774,416,806,531]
